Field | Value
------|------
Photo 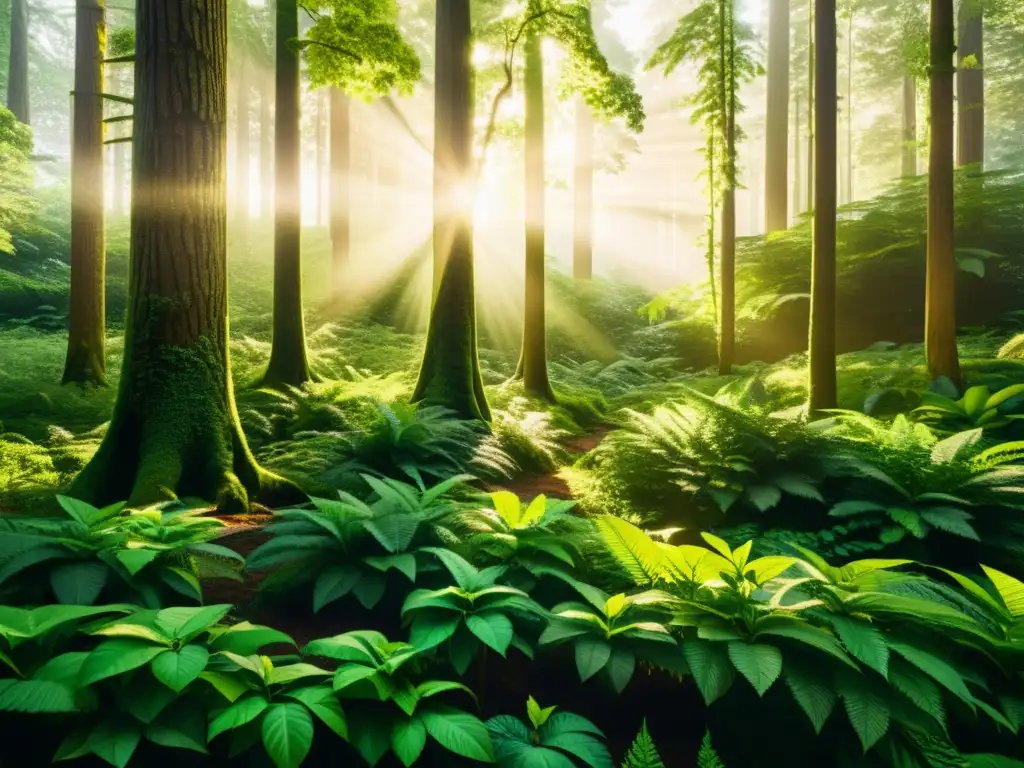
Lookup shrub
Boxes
[486,696,613,767]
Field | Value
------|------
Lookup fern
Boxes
[697,730,726,768]
[622,720,665,768]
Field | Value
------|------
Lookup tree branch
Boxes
[297,37,363,63]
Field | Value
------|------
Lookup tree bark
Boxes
[261,0,314,387]
[412,0,490,421]
[901,75,917,177]
[956,3,983,168]
[330,88,350,291]
[808,0,837,415]
[63,0,107,387]
[70,0,298,512]
[718,0,736,375]
[573,93,594,279]
[925,0,961,384]
[7,0,30,124]
[520,30,554,401]
[764,0,789,233]
[260,88,274,219]
[234,51,250,222]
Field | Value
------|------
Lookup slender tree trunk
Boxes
[806,2,814,212]
[808,0,837,414]
[413,0,490,421]
[765,0,790,232]
[707,132,718,319]
[7,0,30,124]
[261,88,274,219]
[718,0,736,375]
[262,0,313,387]
[573,93,594,279]
[846,7,854,203]
[110,66,128,214]
[520,30,554,401]
[70,0,298,512]
[235,51,250,222]
[63,0,107,387]
[330,88,350,290]
[926,0,961,384]
[901,75,917,177]
[794,91,802,216]
[956,3,983,168]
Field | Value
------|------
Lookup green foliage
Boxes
[912,380,1024,434]
[303,629,493,765]
[696,730,725,768]
[0,496,244,608]
[486,696,613,767]
[0,105,35,254]
[301,0,421,99]
[246,474,477,611]
[622,719,664,768]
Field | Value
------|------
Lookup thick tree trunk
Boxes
[330,88,350,290]
[260,89,273,218]
[412,0,490,421]
[63,0,107,387]
[956,4,983,168]
[262,0,313,387]
[764,0,789,233]
[235,52,250,222]
[520,30,554,401]
[718,0,735,375]
[901,75,917,177]
[926,0,961,384]
[7,0,30,124]
[70,0,297,513]
[572,94,594,279]
[808,0,837,414]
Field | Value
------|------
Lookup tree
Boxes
[808,0,837,414]
[6,0,29,124]
[957,0,984,168]
[925,0,961,383]
[412,0,490,421]
[62,0,107,387]
[70,0,297,512]
[764,0,789,232]
[648,0,758,375]
[573,94,594,278]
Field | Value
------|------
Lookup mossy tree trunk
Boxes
[330,87,350,291]
[412,0,490,422]
[70,0,298,513]
[520,30,555,401]
[808,0,837,414]
[7,0,29,124]
[956,2,983,169]
[717,0,736,376]
[63,0,107,387]
[764,0,789,233]
[925,0,962,385]
[572,94,593,280]
[901,75,917,177]
[262,0,313,387]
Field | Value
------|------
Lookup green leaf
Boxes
[208,694,270,742]
[841,678,890,752]
[540,712,605,739]
[392,716,427,766]
[700,532,732,560]
[422,547,480,591]
[269,663,332,686]
[887,640,974,708]
[410,613,461,651]
[332,663,379,693]
[826,615,889,677]
[543,732,614,768]
[365,553,417,581]
[209,622,295,655]
[490,491,523,528]
[199,670,253,703]
[86,718,143,768]
[603,647,636,694]
[783,662,836,734]
[889,659,945,728]
[466,612,514,655]
[145,704,209,754]
[684,639,735,705]
[352,573,387,609]
[830,500,886,517]
[261,702,314,768]
[527,695,557,729]
[449,625,478,676]
[0,679,78,713]
[575,636,612,682]
[747,484,783,512]
[79,639,169,686]
[313,566,361,613]
[420,704,495,762]
[727,642,782,696]
[594,516,665,587]
[155,605,232,641]
[285,685,347,739]
[51,561,108,605]
[755,622,857,669]
[415,680,477,703]
[932,429,984,463]
[151,645,210,693]
[920,507,979,540]
[115,548,161,576]
[56,495,102,526]
[981,566,1024,617]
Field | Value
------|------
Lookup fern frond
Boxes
[622,720,665,768]
[595,515,666,586]
[696,730,726,768]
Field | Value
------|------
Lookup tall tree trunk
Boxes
[707,132,718,319]
[520,30,554,401]
[235,51,250,222]
[260,88,274,219]
[70,0,297,512]
[793,91,802,216]
[7,0,30,124]
[926,0,961,384]
[846,7,854,204]
[330,88,350,290]
[718,0,736,375]
[901,75,917,177]
[63,0,107,387]
[262,0,313,387]
[956,3,983,168]
[412,0,490,421]
[808,0,837,414]
[110,66,128,214]
[806,2,814,212]
[572,93,594,279]
[317,89,328,226]
[764,0,790,233]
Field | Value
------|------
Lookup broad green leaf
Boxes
[55,495,101,527]
[747,484,782,512]
[392,716,427,766]
[261,702,314,768]
[115,548,161,576]
[422,547,479,591]
[415,680,477,702]
[303,632,384,664]
[466,612,514,655]
[285,685,347,738]
[155,605,232,641]
[50,561,108,605]
[313,566,361,613]
[841,678,890,752]
[784,663,835,734]
[151,645,210,692]
[889,659,945,728]
[209,622,295,655]
[887,640,974,708]
[981,566,1024,617]
[527,695,557,729]
[199,670,253,703]
[755,622,857,669]
[208,694,270,741]
[0,679,78,713]
[268,663,331,686]
[79,639,168,686]
[86,718,143,768]
[332,663,379,693]
[826,615,889,678]
[145,704,209,754]
[520,495,548,527]
[603,647,636,693]
[700,532,732,560]
[90,621,172,645]
[727,642,782,696]
[490,491,523,527]
[542,732,614,768]
[575,637,611,682]
[352,573,387,609]
[420,704,495,762]
[594,516,665,587]
[684,639,735,705]
[540,712,605,739]
[605,594,627,619]
[365,553,417,581]
[410,613,460,651]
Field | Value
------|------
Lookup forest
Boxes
[2,0,1024,765]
